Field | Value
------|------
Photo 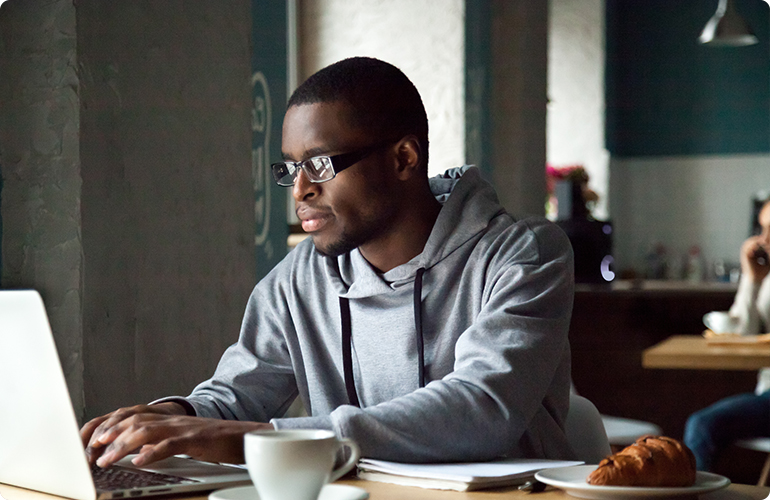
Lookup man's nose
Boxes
[293,168,320,202]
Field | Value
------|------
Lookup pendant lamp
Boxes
[699,0,759,46]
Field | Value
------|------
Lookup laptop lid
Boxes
[0,290,250,500]
[0,290,97,500]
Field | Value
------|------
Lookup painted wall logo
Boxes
[251,71,272,258]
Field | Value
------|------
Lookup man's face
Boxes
[282,101,399,257]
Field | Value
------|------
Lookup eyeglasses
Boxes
[271,142,391,187]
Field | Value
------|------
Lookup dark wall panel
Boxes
[606,0,770,156]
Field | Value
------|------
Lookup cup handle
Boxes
[329,438,360,482]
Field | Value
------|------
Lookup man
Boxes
[82,57,575,468]
[684,198,770,471]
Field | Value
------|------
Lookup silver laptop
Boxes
[0,290,252,500]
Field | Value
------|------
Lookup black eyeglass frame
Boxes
[271,141,394,187]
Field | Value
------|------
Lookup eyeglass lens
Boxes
[273,157,335,186]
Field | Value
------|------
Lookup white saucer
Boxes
[209,484,369,500]
[535,465,730,499]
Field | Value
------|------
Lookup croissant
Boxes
[587,435,697,487]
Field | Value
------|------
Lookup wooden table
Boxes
[343,479,770,500]
[642,335,770,371]
[1,479,769,500]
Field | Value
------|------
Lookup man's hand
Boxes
[740,235,770,284]
[81,402,187,464]
[81,403,274,467]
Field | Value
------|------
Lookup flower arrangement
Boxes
[545,164,598,220]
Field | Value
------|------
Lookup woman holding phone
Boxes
[684,198,770,472]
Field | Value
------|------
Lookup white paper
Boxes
[357,458,583,482]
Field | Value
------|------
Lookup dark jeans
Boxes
[683,391,770,471]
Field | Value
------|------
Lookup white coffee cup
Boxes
[703,311,739,334]
[244,429,360,500]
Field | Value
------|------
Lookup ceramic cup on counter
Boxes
[703,311,739,334]
[244,429,360,500]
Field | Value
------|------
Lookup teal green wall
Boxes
[606,0,770,156]
[252,0,289,280]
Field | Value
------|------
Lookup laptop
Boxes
[0,290,252,500]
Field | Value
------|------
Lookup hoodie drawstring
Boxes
[413,268,426,389]
[339,296,359,408]
[340,267,426,407]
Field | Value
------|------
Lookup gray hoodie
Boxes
[183,166,575,462]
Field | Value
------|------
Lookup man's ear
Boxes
[393,135,422,181]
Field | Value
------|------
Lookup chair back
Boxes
[601,415,662,446]
[735,438,770,486]
[565,393,612,464]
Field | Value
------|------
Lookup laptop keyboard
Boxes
[91,464,197,491]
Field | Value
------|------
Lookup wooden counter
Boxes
[575,279,738,294]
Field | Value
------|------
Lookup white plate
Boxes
[209,484,369,500]
[535,465,730,499]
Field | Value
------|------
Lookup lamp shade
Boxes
[699,0,759,46]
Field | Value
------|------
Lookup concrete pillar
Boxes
[1,0,257,422]
[490,0,548,218]
[466,0,548,218]
[0,0,84,417]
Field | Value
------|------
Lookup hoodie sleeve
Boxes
[274,221,575,462]
[181,282,300,422]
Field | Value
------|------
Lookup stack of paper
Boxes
[357,458,583,491]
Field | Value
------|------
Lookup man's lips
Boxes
[297,207,333,233]
[301,216,331,233]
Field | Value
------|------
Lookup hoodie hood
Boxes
[325,166,506,298]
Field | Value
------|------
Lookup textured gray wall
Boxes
[0,0,85,417]
[77,0,256,420]
[610,155,770,276]
[1,0,256,423]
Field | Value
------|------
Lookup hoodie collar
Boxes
[420,166,504,269]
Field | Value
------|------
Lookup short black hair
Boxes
[288,57,429,169]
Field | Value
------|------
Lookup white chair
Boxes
[735,437,770,486]
[601,415,662,447]
[566,393,612,464]
[569,382,661,449]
